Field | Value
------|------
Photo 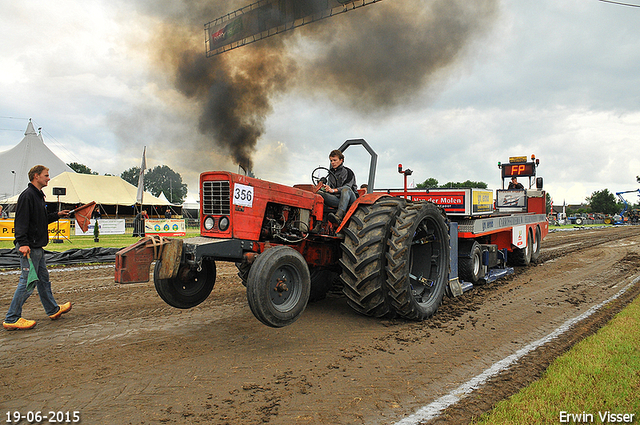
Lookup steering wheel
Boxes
[311,167,338,193]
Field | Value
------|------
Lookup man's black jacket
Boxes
[14,183,60,248]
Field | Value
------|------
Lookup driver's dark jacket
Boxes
[330,163,357,194]
[14,183,60,248]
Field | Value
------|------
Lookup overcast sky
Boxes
[1,0,639,205]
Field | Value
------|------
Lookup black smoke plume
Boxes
[138,0,498,170]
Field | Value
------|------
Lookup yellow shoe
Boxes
[49,302,72,320]
[3,318,37,330]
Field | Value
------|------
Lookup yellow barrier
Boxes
[0,219,71,241]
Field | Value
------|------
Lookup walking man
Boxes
[3,165,72,330]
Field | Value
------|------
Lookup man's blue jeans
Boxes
[4,246,59,323]
[319,187,357,215]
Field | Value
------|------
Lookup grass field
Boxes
[472,295,640,424]
[0,229,201,252]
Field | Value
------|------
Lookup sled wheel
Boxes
[246,246,311,328]
[459,241,483,284]
[531,226,542,262]
[509,229,532,266]
[154,260,216,309]
[385,202,450,321]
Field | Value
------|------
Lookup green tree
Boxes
[587,189,619,215]
[121,167,142,186]
[416,178,488,189]
[441,180,488,189]
[121,165,188,204]
[416,178,439,189]
[144,165,188,204]
[68,162,98,175]
[546,192,552,215]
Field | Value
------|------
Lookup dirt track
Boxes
[2,226,640,424]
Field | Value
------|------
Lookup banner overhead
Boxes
[205,0,383,56]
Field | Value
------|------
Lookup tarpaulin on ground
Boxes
[0,247,122,269]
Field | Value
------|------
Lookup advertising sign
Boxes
[496,190,527,209]
[49,219,71,240]
[0,219,15,240]
[472,190,494,214]
[1,219,72,241]
[75,219,126,236]
[145,219,186,237]
[411,191,466,214]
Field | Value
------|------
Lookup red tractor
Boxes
[115,139,451,327]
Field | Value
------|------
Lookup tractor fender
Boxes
[336,193,393,233]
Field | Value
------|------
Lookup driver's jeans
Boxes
[319,187,356,215]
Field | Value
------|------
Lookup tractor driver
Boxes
[319,149,357,226]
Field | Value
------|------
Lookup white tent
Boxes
[181,192,200,219]
[0,120,74,200]
[157,191,173,205]
[182,192,200,209]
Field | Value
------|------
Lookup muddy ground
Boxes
[1,226,640,424]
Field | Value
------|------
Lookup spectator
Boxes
[3,165,72,330]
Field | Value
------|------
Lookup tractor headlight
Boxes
[218,216,230,231]
[204,216,215,230]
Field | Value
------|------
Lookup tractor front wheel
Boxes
[154,260,216,309]
[246,246,311,328]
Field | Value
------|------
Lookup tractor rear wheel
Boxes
[154,260,216,309]
[339,196,406,317]
[385,202,450,321]
[246,246,311,328]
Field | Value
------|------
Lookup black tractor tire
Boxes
[154,260,216,309]
[459,241,483,284]
[235,261,250,287]
[575,217,584,225]
[246,245,311,328]
[339,196,406,318]
[309,267,337,302]
[508,229,532,266]
[531,226,542,262]
[385,202,450,321]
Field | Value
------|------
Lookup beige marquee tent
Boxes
[4,172,174,218]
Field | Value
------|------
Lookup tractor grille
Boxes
[202,180,231,215]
